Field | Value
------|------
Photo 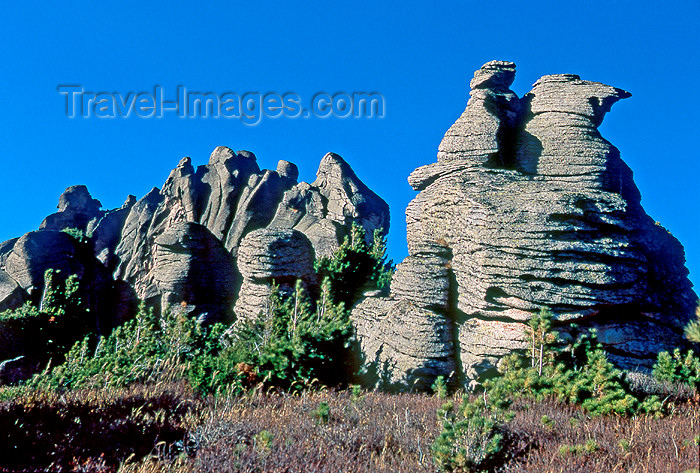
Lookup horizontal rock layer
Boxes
[351,60,697,389]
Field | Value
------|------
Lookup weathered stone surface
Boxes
[113,188,165,301]
[276,160,299,181]
[0,269,27,312]
[437,60,521,168]
[109,147,387,312]
[271,152,390,258]
[5,231,88,294]
[223,168,297,254]
[352,60,697,389]
[353,297,456,390]
[40,185,104,232]
[89,195,135,270]
[1,146,387,385]
[234,228,317,322]
[198,147,260,242]
[154,222,237,323]
[0,238,18,273]
[4,230,113,317]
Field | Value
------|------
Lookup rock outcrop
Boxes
[3,231,113,321]
[0,269,26,312]
[111,149,389,309]
[154,222,238,324]
[0,149,388,322]
[40,185,104,232]
[234,228,318,322]
[352,60,697,389]
[0,149,388,383]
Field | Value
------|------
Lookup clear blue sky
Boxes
[1,1,698,289]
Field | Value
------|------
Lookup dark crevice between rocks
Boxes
[442,246,466,389]
[517,274,638,291]
[482,94,523,171]
[462,310,529,326]
[547,250,645,268]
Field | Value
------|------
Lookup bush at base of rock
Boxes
[652,348,700,391]
[431,397,511,472]
[314,223,393,308]
[29,302,227,392]
[0,269,91,384]
[190,279,351,395]
[429,307,700,473]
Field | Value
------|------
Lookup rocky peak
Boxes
[525,73,631,126]
[436,60,521,171]
[469,60,516,90]
[208,145,237,165]
[40,185,104,232]
[1,146,388,383]
[312,152,390,239]
[57,185,102,214]
[2,147,387,321]
[276,160,299,181]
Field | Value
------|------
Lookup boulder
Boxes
[5,231,89,295]
[234,228,318,322]
[4,230,115,329]
[153,221,237,323]
[271,152,390,257]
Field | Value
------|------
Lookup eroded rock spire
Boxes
[352,60,696,390]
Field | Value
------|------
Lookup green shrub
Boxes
[33,274,356,396]
[190,279,352,395]
[540,414,553,429]
[652,348,700,391]
[484,311,662,417]
[313,401,331,424]
[31,302,226,391]
[558,439,598,457]
[314,223,393,308]
[0,269,88,365]
[432,397,510,472]
[254,430,273,452]
[432,375,449,399]
[350,384,364,402]
[527,308,558,374]
[191,226,392,396]
[61,227,88,244]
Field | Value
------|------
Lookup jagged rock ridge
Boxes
[352,60,697,389]
[0,150,389,382]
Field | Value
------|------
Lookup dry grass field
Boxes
[1,382,698,473]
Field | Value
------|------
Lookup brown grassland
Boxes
[0,382,698,473]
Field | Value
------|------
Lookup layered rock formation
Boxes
[234,228,318,322]
[352,60,697,389]
[111,149,389,311]
[0,149,388,381]
[153,222,238,324]
[0,148,387,320]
